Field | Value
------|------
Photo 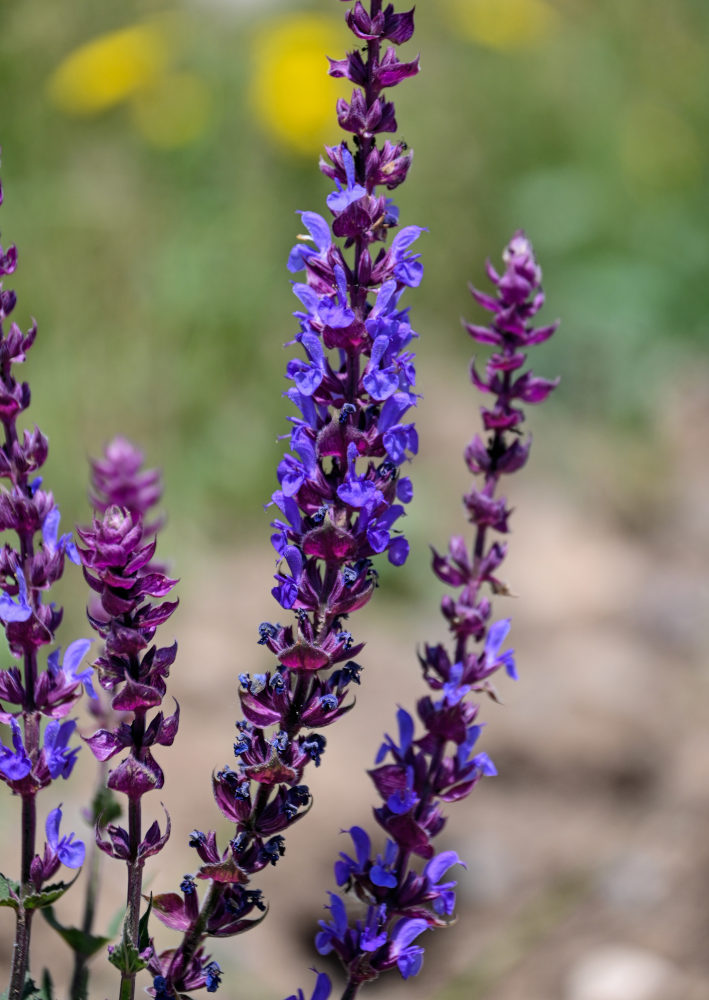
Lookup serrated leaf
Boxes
[107,921,148,976]
[0,872,20,909]
[41,905,110,957]
[23,871,80,910]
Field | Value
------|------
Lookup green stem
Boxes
[70,766,106,1000]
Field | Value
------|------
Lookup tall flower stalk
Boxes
[147,2,423,995]
[69,437,166,1000]
[297,233,559,1000]
[0,164,88,1000]
[77,451,178,1000]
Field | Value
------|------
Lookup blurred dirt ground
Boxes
[1,365,708,1000]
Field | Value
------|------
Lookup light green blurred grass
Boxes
[1,0,707,543]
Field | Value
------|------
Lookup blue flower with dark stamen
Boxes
[204,961,222,993]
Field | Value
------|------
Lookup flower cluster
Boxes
[146,4,423,996]
[78,506,178,804]
[294,232,559,998]
[1,5,567,999]
[0,163,88,996]
[89,435,163,541]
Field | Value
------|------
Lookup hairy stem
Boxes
[119,796,143,1000]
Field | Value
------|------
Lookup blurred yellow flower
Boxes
[47,17,211,149]
[48,23,171,115]
[131,73,211,149]
[250,14,351,156]
[447,0,558,51]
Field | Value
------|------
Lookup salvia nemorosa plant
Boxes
[0,160,89,998]
[1,3,564,1000]
[66,438,169,1000]
[288,232,560,1000]
[77,442,179,1000]
[142,2,423,996]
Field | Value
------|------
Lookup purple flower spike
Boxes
[315,234,559,995]
[151,4,427,993]
[46,804,85,869]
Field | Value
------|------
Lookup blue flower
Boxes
[271,545,303,610]
[363,336,400,401]
[46,804,85,868]
[0,718,31,780]
[284,971,331,1000]
[471,751,497,777]
[382,422,418,465]
[442,661,471,706]
[286,333,327,396]
[386,766,419,816]
[389,917,427,979]
[47,638,96,698]
[375,706,414,764]
[484,619,517,679]
[0,566,32,624]
[204,961,222,993]
[423,850,466,916]
[337,443,384,512]
[370,839,398,888]
[43,718,80,779]
[42,506,80,565]
[287,211,332,273]
[364,504,404,556]
[334,826,371,886]
[315,893,349,955]
[326,149,367,213]
[360,904,388,953]
[389,226,426,288]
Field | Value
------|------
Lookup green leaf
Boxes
[40,969,55,1000]
[90,786,122,827]
[138,894,153,954]
[0,872,20,909]
[23,871,80,911]
[107,920,149,977]
[6,973,55,1000]
[41,905,110,957]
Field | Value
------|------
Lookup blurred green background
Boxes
[1,0,707,550]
